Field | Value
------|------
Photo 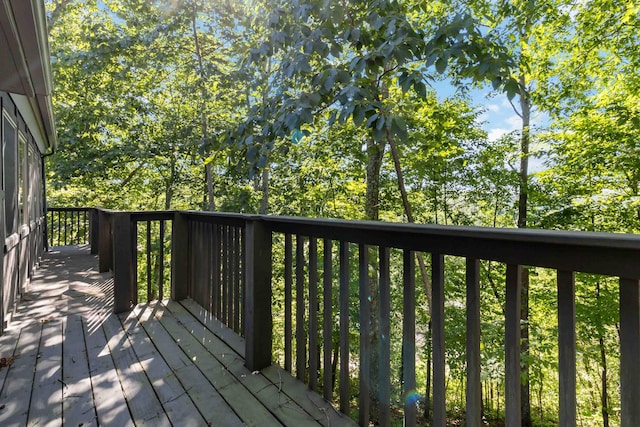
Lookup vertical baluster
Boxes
[57,210,61,246]
[146,221,152,301]
[188,221,195,298]
[204,223,212,312]
[199,223,207,307]
[49,209,53,247]
[284,234,293,372]
[222,226,228,322]
[505,264,522,426]
[83,210,87,243]
[557,270,576,427]
[207,223,214,314]
[620,277,640,427]
[379,246,391,426]
[189,220,199,302]
[233,227,241,333]
[466,258,481,427]
[432,253,446,427]
[240,227,246,336]
[132,220,138,306]
[68,211,73,244]
[68,210,72,244]
[158,220,165,300]
[296,234,306,381]
[226,226,233,326]
[403,250,416,427]
[77,209,80,243]
[323,238,333,401]
[196,222,204,305]
[227,226,235,326]
[339,241,350,415]
[358,244,370,426]
[214,224,220,313]
[308,237,318,391]
[214,225,221,318]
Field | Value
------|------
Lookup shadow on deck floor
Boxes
[0,246,354,426]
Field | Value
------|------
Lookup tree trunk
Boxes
[386,129,438,421]
[387,130,432,308]
[47,0,73,33]
[191,3,214,211]
[518,73,533,427]
[596,280,609,427]
[364,137,385,422]
[365,139,385,221]
[425,322,432,421]
[260,166,269,214]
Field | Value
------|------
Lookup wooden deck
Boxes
[0,245,355,426]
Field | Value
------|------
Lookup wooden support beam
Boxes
[620,277,640,427]
[112,212,135,313]
[171,212,189,301]
[244,219,272,372]
[89,208,99,254]
[98,210,112,273]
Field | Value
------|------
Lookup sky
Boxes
[434,80,549,172]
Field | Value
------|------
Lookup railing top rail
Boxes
[129,211,175,221]
[47,207,91,212]
[180,211,640,278]
[65,208,640,278]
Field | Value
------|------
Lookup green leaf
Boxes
[353,105,366,126]
[491,76,502,90]
[504,78,520,100]
[414,81,427,99]
[366,113,379,128]
[435,57,447,74]
[391,116,408,140]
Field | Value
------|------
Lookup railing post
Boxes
[431,253,446,427]
[558,270,576,427]
[620,277,640,427]
[505,264,522,426]
[466,258,482,427]
[90,208,99,254]
[171,212,189,301]
[244,218,272,372]
[112,212,135,313]
[98,210,112,273]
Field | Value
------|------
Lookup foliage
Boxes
[44,0,640,425]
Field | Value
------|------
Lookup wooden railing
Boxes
[46,207,92,247]
[78,209,640,427]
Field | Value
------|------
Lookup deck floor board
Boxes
[0,245,356,426]
[62,314,98,427]
[27,318,63,427]
[0,322,42,426]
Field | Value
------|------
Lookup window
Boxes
[3,111,17,236]
[28,144,37,223]
[18,133,25,227]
